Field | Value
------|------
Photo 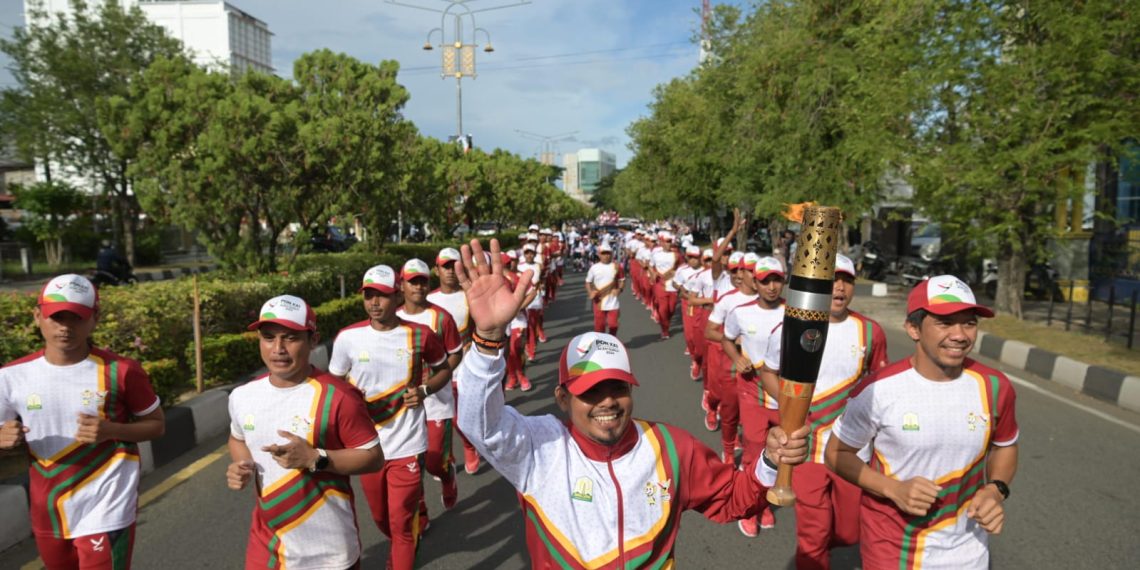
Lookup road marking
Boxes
[20,445,228,570]
[1008,374,1140,436]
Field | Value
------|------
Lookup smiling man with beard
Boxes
[825,275,1018,570]
[451,239,810,569]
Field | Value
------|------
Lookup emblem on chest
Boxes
[902,412,920,432]
[288,415,314,437]
[644,479,672,506]
[572,477,594,503]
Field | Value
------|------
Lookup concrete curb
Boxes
[0,340,308,553]
[974,330,1140,414]
[134,264,220,283]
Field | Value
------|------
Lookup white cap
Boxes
[247,294,316,332]
[559,333,639,395]
[401,259,431,281]
[528,224,540,231]
[360,265,399,293]
[38,274,98,319]
[436,247,461,266]
[684,245,700,257]
[598,243,613,253]
[835,254,856,277]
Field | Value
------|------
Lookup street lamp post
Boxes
[388,0,530,141]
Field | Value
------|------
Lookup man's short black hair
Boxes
[905,309,929,328]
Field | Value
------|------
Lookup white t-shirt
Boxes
[651,251,680,292]
[427,289,471,343]
[517,261,544,310]
[673,265,699,293]
[635,247,652,266]
[832,360,1019,570]
[763,316,869,423]
[228,373,380,569]
[707,290,758,327]
[397,305,462,421]
[0,349,160,539]
[586,262,624,311]
[328,321,447,459]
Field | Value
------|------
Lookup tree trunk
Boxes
[995,243,1027,319]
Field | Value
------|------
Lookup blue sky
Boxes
[1,1,750,167]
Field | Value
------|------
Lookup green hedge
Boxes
[0,241,489,402]
[142,358,190,408]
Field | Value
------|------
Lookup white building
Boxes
[562,148,615,204]
[26,0,272,75]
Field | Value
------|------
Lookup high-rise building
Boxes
[562,148,616,204]
[25,0,273,75]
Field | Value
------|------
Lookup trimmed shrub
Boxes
[315,296,364,340]
[0,292,39,365]
[142,358,190,408]
[190,332,261,388]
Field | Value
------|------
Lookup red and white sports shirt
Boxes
[832,358,1018,570]
[328,320,447,459]
[723,301,785,409]
[0,348,159,538]
[396,305,462,421]
[763,311,888,449]
[585,262,624,311]
[426,289,472,344]
[229,372,380,569]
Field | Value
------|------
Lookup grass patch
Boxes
[981,315,1140,377]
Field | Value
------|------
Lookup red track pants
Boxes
[793,462,862,570]
[591,303,619,334]
[653,283,677,336]
[361,455,425,570]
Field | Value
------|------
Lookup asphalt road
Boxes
[5,268,1140,569]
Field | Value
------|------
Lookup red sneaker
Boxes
[722,450,734,465]
[520,377,533,392]
[690,362,701,380]
[760,507,776,529]
[464,453,480,475]
[704,410,719,432]
[701,391,710,412]
[738,516,759,538]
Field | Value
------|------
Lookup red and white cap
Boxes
[360,265,399,294]
[701,248,714,260]
[528,224,540,232]
[716,237,734,251]
[727,251,745,270]
[522,244,537,253]
[500,252,512,265]
[558,332,640,396]
[540,228,552,235]
[685,245,700,257]
[38,274,98,319]
[526,232,540,242]
[506,249,519,260]
[753,256,785,280]
[835,254,856,277]
[907,275,994,318]
[436,247,461,266]
[401,259,431,281]
[598,243,614,253]
[742,252,761,271]
[247,294,317,332]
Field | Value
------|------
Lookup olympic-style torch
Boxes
[766,205,842,507]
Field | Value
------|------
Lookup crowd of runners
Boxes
[1,214,1018,570]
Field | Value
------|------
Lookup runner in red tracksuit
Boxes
[449,238,811,569]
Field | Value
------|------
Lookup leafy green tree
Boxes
[907,0,1140,317]
[9,181,88,267]
[0,0,189,264]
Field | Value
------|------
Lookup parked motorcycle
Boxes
[981,259,1064,301]
[88,268,138,288]
[857,241,894,281]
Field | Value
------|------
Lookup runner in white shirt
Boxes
[585,243,625,335]
[826,275,1018,570]
[0,274,164,570]
[756,254,888,553]
[673,245,702,361]
[427,247,482,475]
[649,235,682,339]
[327,265,451,570]
[397,259,463,516]
[518,245,546,362]
[679,248,716,381]
[503,251,539,391]
[227,295,382,570]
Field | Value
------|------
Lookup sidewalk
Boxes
[853,283,1140,415]
[0,252,218,292]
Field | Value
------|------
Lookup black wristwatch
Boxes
[988,479,1010,500]
[310,448,329,472]
[761,452,779,471]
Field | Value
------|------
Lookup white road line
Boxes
[1008,374,1140,436]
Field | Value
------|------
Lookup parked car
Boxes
[475,222,499,237]
[310,225,357,253]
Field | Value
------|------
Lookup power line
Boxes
[399,40,692,73]
[400,48,693,76]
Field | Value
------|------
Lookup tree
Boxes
[907,0,1140,317]
[0,0,190,264]
[9,181,88,267]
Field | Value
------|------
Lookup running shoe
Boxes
[760,507,776,529]
[464,451,481,475]
[738,516,759,538]
[704,410,719,432]
[442,468,458,510]
[520,377,533,392]
[690,362,701,380]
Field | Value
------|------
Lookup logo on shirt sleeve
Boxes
[571,477,594,503]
